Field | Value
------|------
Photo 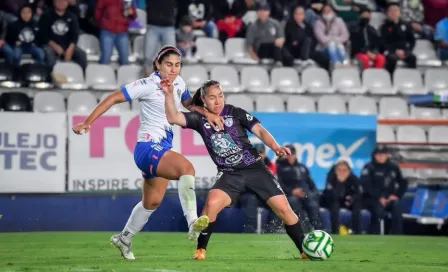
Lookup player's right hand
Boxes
[205,112,225,131]
[72,122,91,135]
[160,78,174,95]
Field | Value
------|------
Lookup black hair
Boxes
[152,45,182,72]
[191,80,221,107]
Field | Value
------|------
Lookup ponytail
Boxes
[191,88,204,107]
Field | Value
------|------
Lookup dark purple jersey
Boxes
[182,104,262,172]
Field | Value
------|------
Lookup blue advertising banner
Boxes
[249,113,378,190]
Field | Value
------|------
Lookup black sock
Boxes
[197,221,216,250]
[284,221,305,253]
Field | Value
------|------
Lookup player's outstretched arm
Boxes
[161,79,187,127]
[251,123,291,156]
[72,90,127,135]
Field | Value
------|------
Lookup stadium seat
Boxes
[85,64,118,90]
[348,96,377,115]
[410,105,442,119]
[19,63,52,88]
[133,35,145,61]
[376,125,395,142]
[224,38,258,64]
[362,68,397,95]
[99,92,130,112]
[428,126,448,143]
[302,67,334,93]
[118,65,143,87]
[286,95,316,113]
[255,94,284,112]
[241,67,273,93]
[0,63,17,87]
[419,168,447,179]
[180,65,208,91]
[195,37,227,63]
[379,97,409,118]
[33,91,65,113]
[110,41,135,63]
[370,12,385,30]
[0,92,32,112]
[77,34,101,61]
[317,95,347,114]
[53,62,87,89]
[271,67,303,93]
[396,126,427,143]
[424,68,448,91]
[226,94,254,111]
[401,168,420,179]
[393,68,427,95]
[332,67,366,94]
[67,91,98,112]
[210,66,242,92]
[413,40,441,66]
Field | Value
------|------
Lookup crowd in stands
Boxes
[0,0,448,75]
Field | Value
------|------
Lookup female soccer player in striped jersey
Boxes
[162,79,308,260]
[72,46,224,260]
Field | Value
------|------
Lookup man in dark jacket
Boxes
[144,0,178,73]
[361,145,408,235]
[0,12,14,65]
[350,7,386,69]
[380,3,416,74]
[276,144,321,232]
[39,0,87,70]
[323,159,362,234]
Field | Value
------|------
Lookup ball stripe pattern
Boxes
[302,230,334,261]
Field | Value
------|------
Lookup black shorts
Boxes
[212,161,285,205]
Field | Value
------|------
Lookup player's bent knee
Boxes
[181,161,195,176]
[142,198,162,210]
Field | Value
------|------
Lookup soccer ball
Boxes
[302,230,334,261]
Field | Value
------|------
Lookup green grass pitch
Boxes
[1,232,448,272]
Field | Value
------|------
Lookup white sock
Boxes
[178,175,198,226]
[121,201,154,243]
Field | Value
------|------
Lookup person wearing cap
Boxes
[276,144,321,233]
[245,3,289,66]
[350,7,386,69]
[360,145,408,235]
[380,3,416,74]
[323,159,362,234]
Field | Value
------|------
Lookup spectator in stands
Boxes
[39,0,87,71]
[434,7,448,60]
[284,6,316,63]
[6,4,45,66]
[361,145,408,235]
[314,4,350,67]
[76,0,100,36]
[187,0,218,38]
[246,3,288,66]
[380,3,416,74]
[350,7,386,69]
[0,12,15,65]
[400,0,433,40]
[95,0,136,66]
[144,0,177,74]
[323,159,362,234]
[0,0,45,22]
[176,16,195,58]
[214,0,247,43]
[254,143,276,174]
[276,144,321,233]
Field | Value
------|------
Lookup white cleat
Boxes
[188,215,210,241]
[110,233,135,260]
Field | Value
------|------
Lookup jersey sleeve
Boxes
[235,107,260,131]
[121,79,151,101]
[181,112,202,130]
[181,86,192,102]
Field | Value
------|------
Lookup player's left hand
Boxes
[274,146,291,156]
[160,78,174,95]
[388,194,399,202]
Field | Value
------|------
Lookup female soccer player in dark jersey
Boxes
[161,79,308,260]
